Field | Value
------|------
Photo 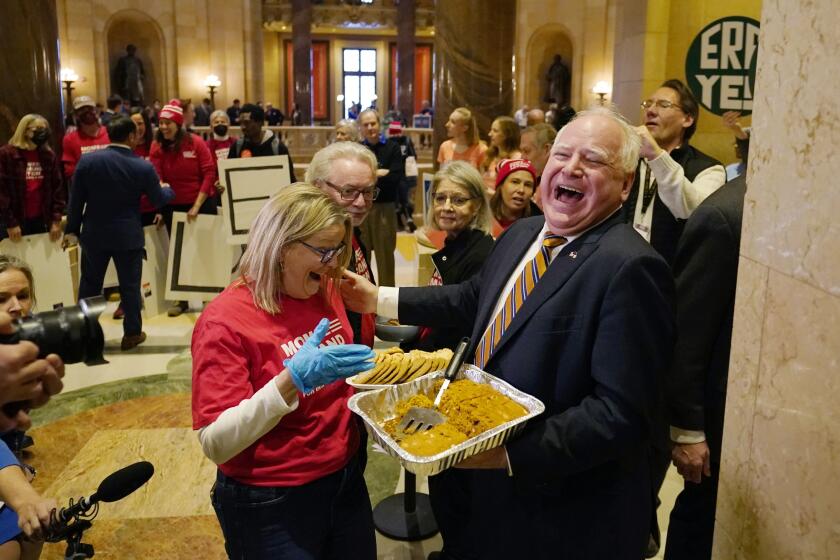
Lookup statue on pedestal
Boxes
[113,44,145,106]
[544,54,571,106]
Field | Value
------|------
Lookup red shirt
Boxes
[23,150,44,219]
[133,145,157,214]
[192,282,359,486]
[61,126,109,179]
[149,134,216,206]
[206,137,234,165]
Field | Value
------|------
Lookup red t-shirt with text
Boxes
[23,150,44,219]
[191,282,359,486]
[61,126,109,179]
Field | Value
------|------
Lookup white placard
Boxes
[218,155,292,244]
[141,225,170,317]
[0,233,75,310]
[165,213,236,301]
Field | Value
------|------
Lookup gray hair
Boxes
[210,110,229,123]
[426,161,492,235]
[522,122,557,148]
[556,105,641,174]
[305,141,378,184]
[334,119,360,142]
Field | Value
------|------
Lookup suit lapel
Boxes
[469,219,544,351]
[484,215,621,365]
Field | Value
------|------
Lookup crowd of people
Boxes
[0,77,753,559]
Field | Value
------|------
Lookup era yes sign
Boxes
[685,17,760,116]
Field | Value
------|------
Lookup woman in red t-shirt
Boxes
[0,114,64,242]
[149,99,217,230]
[129,107,163,228]
[192,183,376,559]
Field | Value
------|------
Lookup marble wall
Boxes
[55,0,264,108]
[714,1,840,558]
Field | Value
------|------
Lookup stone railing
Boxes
[191,126,434,163]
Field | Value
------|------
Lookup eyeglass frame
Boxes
[299,240,346,264]
[431,193,478,207]
[640,99,684,111]
[321,179,380,202]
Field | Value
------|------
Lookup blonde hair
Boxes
[451,107,480,146]
[426,161,492,235]
[0,254,36,311]
[9,114,49,151]
[237,183,351,314]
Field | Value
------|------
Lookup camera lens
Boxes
[13,296,107,366]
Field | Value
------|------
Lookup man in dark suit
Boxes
[664,175,746,559]
[64,116,173,350]
[341,108,675,559]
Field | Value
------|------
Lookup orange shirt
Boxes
[437,140,487,170]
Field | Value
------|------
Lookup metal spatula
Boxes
[397,337,470,434]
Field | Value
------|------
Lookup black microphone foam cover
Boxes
[96,461,155,503]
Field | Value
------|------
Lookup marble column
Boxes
[714,1,840,559]
[433,0,516,159]
[291,0,312,125]
[0,0,62,143]
[396,0,416,123]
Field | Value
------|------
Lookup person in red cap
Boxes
[61,95,110,182]
[149,99,217,316]
[490,158,541,238]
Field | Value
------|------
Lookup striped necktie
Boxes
[474,233,567,368]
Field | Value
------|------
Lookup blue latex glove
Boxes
[284,318,376,393]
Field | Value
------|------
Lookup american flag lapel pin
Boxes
[569,251,577,259]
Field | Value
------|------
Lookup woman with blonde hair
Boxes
[437,107,487,169]
[192,183,376,559]
[481,116,522,192]
[0,114,64,242]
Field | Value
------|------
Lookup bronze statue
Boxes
[545,54,571,106]
[114,44,145,106]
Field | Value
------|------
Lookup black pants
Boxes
[79,245,144,337]
[664,463,719,560]
[428,469,478,560]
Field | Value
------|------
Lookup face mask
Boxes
[79,111,98,125]
[213,124,228,137]
[32,129,50,146]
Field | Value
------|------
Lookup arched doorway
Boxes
[106,10,165,106]
[525,26,574,110]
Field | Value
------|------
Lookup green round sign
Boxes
[685,16,760,116]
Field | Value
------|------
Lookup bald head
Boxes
[527,109,546,126]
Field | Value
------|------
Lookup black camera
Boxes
[1,297,107,417]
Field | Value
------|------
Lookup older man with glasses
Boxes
[626,79,727,559]
[305,141,379,348]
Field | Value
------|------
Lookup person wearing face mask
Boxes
[61,96,110,182]
[0,114,65,242]
[490,159,541,238]
[192,184,376,559]
[207,111,235,165]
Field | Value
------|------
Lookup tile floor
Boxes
[26,233,683,559]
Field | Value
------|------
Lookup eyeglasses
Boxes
[432,193,476,207]
[641,99,683,111]
[299,240,346,264]
[322,180,379,202]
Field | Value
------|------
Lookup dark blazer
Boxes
[668,175,745,461]
[66,145,173,251]
[399,213,675,559]
[405,228,494,352]
[0,144,65,228]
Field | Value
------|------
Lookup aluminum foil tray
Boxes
[347,364,545,477]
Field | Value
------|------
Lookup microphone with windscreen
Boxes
[46,461,155,542]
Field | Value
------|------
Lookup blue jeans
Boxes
[211,455,375,560]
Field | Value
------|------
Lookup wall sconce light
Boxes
[336,94,345,102]
[592,81,611,105]
[61,68,79,112]
[204,74,222,108]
